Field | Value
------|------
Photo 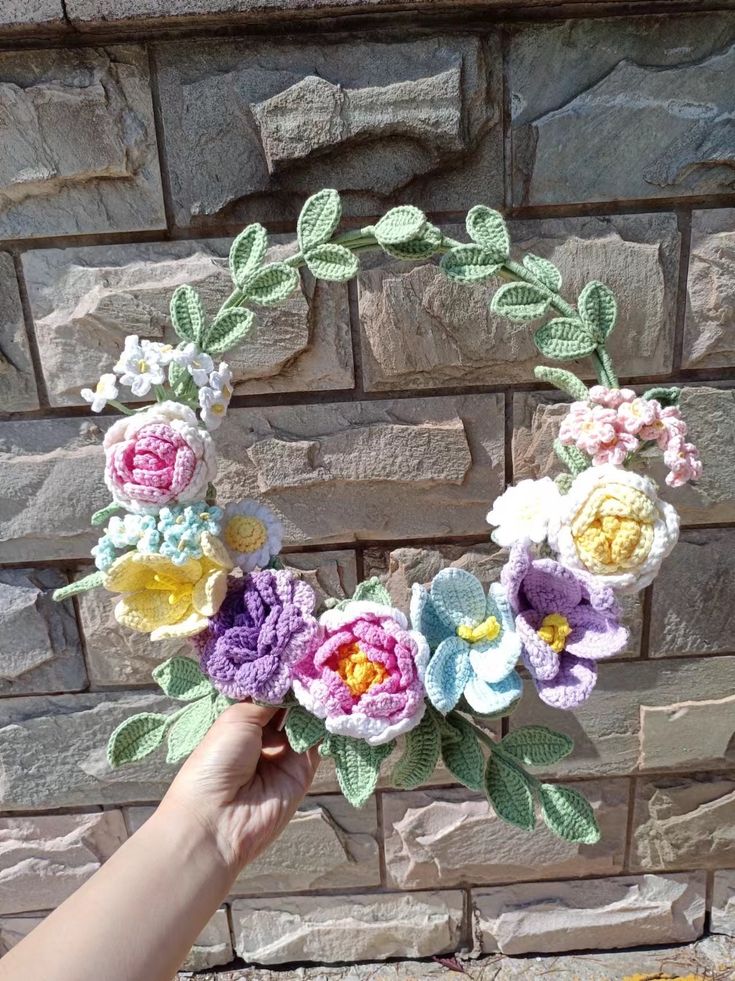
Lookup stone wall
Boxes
[1,0,735,971]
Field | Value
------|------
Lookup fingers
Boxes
[218,701,278,729]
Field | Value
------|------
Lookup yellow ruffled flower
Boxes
[103,532,233,640]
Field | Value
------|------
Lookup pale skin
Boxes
[0,704,319,981]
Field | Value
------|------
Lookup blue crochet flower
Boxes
[91,534,118,572]
[143,502,223,566]
[410,568,522,715]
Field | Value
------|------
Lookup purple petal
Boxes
[576,571,620,616]
[535,655,598,710]
[521,559,582,616]
[500,543,532,613]
[516,611,561,682]
[565,607,629,661]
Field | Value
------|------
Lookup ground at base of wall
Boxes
[179,933,735,980]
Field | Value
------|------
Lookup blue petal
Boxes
[430,568,486,628]
[469,630,522,684]
[410,584,454,651]
[463,670,523,715]
[488,581,516,633]
[425,636,472,714]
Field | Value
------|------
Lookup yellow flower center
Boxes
[223,515,268,555]
[335,643,389,697]
[537,613,572,653]
[137,359,149,373]
[571,484,656,575]
[148,572,191,606]
[211,403,226,415]
[457,615,501,644]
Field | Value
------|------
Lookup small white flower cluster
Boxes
[80,334,234,431]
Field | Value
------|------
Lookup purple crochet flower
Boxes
[501,543,628,710]
[194,569,318,703]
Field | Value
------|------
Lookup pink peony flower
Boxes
[292,601,429,746]
[104,401,217,514]
[588,386,636,408]
[664,435,702,487]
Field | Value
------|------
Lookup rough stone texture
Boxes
[510,16,735,205]
[712,869,735,937]
[0,253,38,413]
[649,529,735,657]
[0,568,87,695]
[358,214,679,389]
[472,872,706,956]
[79,550,356,686]
[0,692,179,812]
[22,239,352,407]
[181,908,233,972]
[509,656,735,778]
[0,1,65,32]
[685,209,735,369]
[0,914,40,957]
[0,46,164,240]
[155,35,502,229]
[230,891,464,964]
[512,387,735,525]
[631,773,735,872]
[381,782,628,890]
[0,812,127,915]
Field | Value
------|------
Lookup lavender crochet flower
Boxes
[501,543,628,710]
[195,569,319,703]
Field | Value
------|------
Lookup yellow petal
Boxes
[192,569,229,617]
[151,612,209,640]
[115,589,191,632]
[104,552,151,594]
[200,533,234,571]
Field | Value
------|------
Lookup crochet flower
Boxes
[173,343,214,387]
[103,532,233,640]
[81,373,118,413]
[103,401,216,514]
[664,435,703,488]
[588,386,637,409]
[146,502,224,565]
[559,402,639,465]
[486,477,561,548]
[292,601,429,746]
[199,363,234,431]
[221,500,282,572]
[113,336,175,397]
[548,464,680,593]
[91,535,118,572]
[639,405,687,449]
[502,543,628,709]
[195,569,318,703]
[410,569,522,716]
[106,512,158,550]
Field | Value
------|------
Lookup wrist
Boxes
[146,796,239,890]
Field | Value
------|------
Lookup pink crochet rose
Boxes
[292,601,429,746]
[104,401,217,514]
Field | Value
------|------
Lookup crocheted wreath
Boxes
[52,190,702,844]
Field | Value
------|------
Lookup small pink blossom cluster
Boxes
[559,386,702,486]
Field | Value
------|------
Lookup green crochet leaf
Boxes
[304,243,359,282]
[107,713,168,768]
[440,713,485,791]
[166,696,216,764]
[440,245,500,283]
[540,783,601,844]
[213,694,233,717]
[643,386,681,408]
[555,473,574,494]
[534,318,597,360]
[52,571,105,602]
[244,262,300,306]
[484,752,535,830]
[229,223,268,290]
[351,577,393,606]
[381,224,442,261]
[534,365,589,401]
[554,438,591,476]
[91,503,121,526]
[152,657,215,701]
[491,283,551,322]
[501,726,574,767]
[170,285,204,344]
[327,735,395,808]
[374,206,426,246]
[168,359,198,402]
[523,253,562,292]
[465,205,509,261]
[391,711,440,790]
[203,307,254,356]
[578,281,617,340]
[298,188,342,252]
[285,706,326,753]
[456,695,521,721]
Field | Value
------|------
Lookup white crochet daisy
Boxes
[221,499,283,572]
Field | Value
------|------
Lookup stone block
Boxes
[0,915,41,957]
[0,812,127,915]
[182,908,233,971]
[381,782,628,889]
[685,209,735,369]
[712,870,735,937]
[472,872,706,956]
[0,692,179,812]
[22,239,352,408]
[0,1,65,32]
[510,656,735,778]
[154,35,502,229]
[230,891,463,964]
[512,387,735,525]
[509,17,735,204]
[0,46,164,240]
[0,253,38,412]
[0,568,87,695]
[358,214,678,390]
[630,773,735,872]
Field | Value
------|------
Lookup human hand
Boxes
[156,703,319,876]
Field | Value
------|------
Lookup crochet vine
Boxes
[52,189,703,846]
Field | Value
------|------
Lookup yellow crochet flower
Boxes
[103,532,233,640]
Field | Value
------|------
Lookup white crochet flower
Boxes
[198,363,234,431]
[486,477,562,548]
[173,343,215,387]
[221,499,283,571]
[81,373,118,412]
[114,336,173,397]
[548,464,680,593]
